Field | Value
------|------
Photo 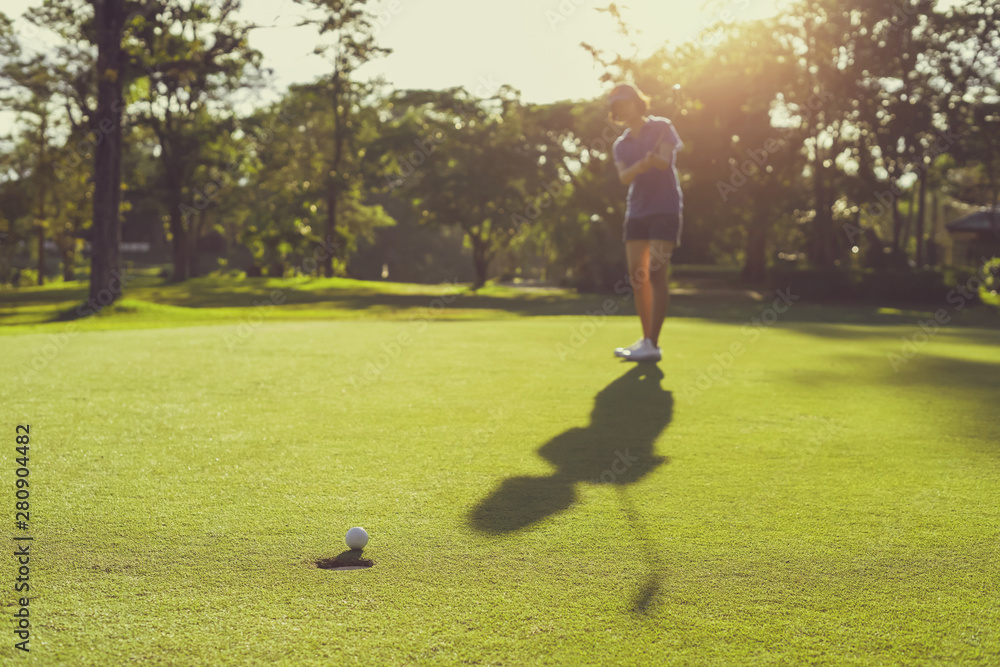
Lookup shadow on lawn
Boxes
[787,352,1000,449]
[469,364,672,614]
[6,275,997,328]
[315,550,374,570]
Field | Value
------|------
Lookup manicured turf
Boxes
[1,278,999,664]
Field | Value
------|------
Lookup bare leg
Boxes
[648,240,675,346]
[626,241,652,340]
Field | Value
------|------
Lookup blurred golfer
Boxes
[608,82,684,363]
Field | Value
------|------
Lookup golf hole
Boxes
[316,553,374,571]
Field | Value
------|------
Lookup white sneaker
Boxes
[621,338,661,362]
[614,338,646,358]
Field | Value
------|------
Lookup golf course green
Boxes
[1,276,998,665]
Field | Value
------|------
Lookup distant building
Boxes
[945,206,1000,266]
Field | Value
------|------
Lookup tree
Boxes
[939,0,1000,241]
[378,87,557,288]
[693,17,805,281]
[129,0,264,282]
[515,98,621,290]
[0,34,60,285]
[87,0,129,304]
[292,0,390,277]
[234,83,394,277]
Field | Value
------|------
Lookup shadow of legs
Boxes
[469,366,673,534]
[617,487,665,615]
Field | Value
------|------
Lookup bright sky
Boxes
[3,0,980,126]
[0,0,784,131]
[241,0,785,103]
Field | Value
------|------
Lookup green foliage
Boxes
[376,86,563,287]
[2,0,999,292]
[979,257,1000,300]
[231,82,395,276]
[13,267,39,287]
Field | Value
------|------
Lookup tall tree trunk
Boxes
[324,67,346,278]
[325,181,337,278]
[927,190,939,267]
[991,190,999,238]
[742,194,768,283]
[169,203,188,283]
[471,233,489,289]
[891,192,903,255]
[811,138,833,268]
[62,242,75,282]
[36,224,45,286]
[901,186,915,257]
[36,112,47,286]
[915,170,927,267]
[52,184,74,282]
[188,210,201,278]
[989,143,999,238]
[89,0,125,306]
[167,167,188,282]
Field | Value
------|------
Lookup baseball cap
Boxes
[607,82,643,105]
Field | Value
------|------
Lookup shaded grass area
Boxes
[1,317,998,664]
[1,273,997,334]
[0,276,588,329]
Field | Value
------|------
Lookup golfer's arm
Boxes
[617,159,646,186]
[650,141,677,169]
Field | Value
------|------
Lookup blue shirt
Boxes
[612,115,683,219]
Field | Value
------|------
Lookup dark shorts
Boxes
[622,211,683,245]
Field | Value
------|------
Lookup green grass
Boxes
[0,275,595,330]
[1,277,999,664]
[3,273,998,333]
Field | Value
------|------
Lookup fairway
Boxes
[5,0,1000,661]
[3,310,999,664]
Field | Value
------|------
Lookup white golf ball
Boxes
[345,527,369,550]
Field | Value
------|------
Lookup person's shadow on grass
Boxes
[469,365,672,612]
